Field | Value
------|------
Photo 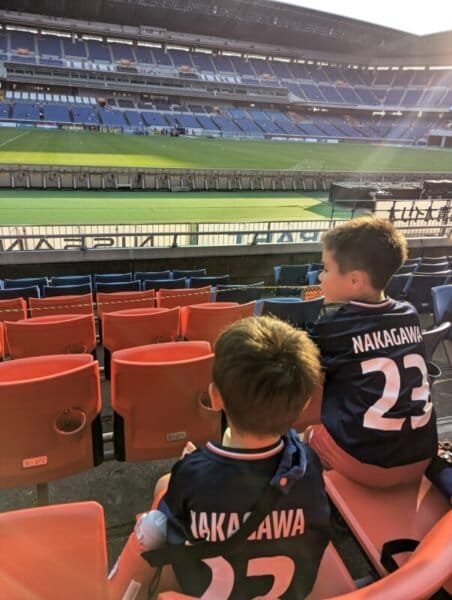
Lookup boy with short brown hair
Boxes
[309,216,437,487]
[110,316,330,599]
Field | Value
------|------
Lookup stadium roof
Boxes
[276,1,452,36]
[3,0,452,60]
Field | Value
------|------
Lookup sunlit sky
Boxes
[275,1,452,35]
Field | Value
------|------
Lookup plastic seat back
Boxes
[103,307,180,353]
[30,293,94,318]
[94,273,132,284]
[415,262,449,274]
[51,275,92,286]
[4,277,48,293]
[172,268,206,279]
[0,354,103,488]
[143,277,186,291]
[385,274,411,300]
[216,282,264,304]
[422,322,451,362]
[103,307,179,379]
[111,341,220,461]
[158,286,211,309]
[274,264,310,285]
[262,296,324,328]
[327,511,452,600]
[5,314,96,359]
[404,273,450,312]
[135,270,171,281]
[97,290,155,321]
[181,302,255,346]
[190,275,230,288]
[324,472,450,577]
[396,264,416,275]
[95,280,141,294]
[432,284,452,339]
[0,297,27,323]
[0,285,40,302]
[420,256,447,264]
[43,283,92,297]
[0,501,108,600]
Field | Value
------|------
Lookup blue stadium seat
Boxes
[134,271,172,282]
[172,269,206,279]
[190,275,230,288]
[404,273,450,312]
[50,275,92,286]
[4,277,48,294]
[143,278,186,291]
[0,286,40,301]
[385,273,411,300]
[94,273,132,284]
[43,284,93,297]
[415,263,449,274]
[95,281,140,294]
[262,296,324,329]
[215,282,265,304]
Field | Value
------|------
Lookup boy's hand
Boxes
[181,441,196,458]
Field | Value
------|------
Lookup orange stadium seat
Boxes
[180,301,255,346]
[29,292,94,317]
[0,501,108,600]
[157,286,211,309]
[0,354,103,501]
[327,510,452,599]
[0,297,27,323]
[324,471,450,577]
[96,289,156,321]
[102,307,180,379]
[0,322,4,360]
[5,313,96,359]
[111,341,220,461]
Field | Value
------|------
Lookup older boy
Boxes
[308,216,437,487]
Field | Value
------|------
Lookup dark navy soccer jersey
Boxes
[158,430,330,599]
[311,298,438,468]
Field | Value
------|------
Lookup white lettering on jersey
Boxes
[352,325,422,354]
[190,508,305,543]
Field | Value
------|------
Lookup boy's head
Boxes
[319,216,407,303]
[211,315,321,437]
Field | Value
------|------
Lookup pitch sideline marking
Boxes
[0,130,31,150]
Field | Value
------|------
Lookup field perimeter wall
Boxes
[1,165,450,191]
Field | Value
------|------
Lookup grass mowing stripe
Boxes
[0,129,451,171]
[0,191,352,225]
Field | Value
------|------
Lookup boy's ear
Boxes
[209,382,224,412]
[350,269,367,288]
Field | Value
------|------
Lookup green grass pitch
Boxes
[0,128,451,171]
[0,190,353,225]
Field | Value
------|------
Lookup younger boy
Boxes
[110,316,330,599]
[308,216,437,487]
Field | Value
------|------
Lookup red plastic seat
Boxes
[180,301,256,346]
[97,289,155,321]
[158,286,211,309]
[111,341,220,461]
[0,354,103,493]
[155,543,355,600]
[0,501,108,600]
[324,471,450,577]
[5,313,96,359]
[0,297,27,323]
[29,293,94,317]
[0,298,28,355]
[0,322,4,360]
[328,511,452,599]
[102,307,180,379]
